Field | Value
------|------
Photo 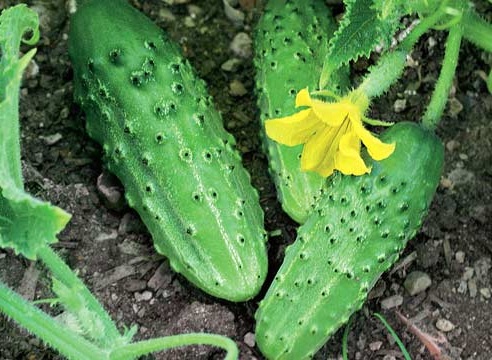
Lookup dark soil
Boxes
[1,0,491,359]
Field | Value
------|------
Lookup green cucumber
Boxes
[255,122,443,358]
[69,0,267,302]
[254,0,349,223]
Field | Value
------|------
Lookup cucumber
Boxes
[69,0,267,302]
[254,0,349,223]
[255,122,444,358]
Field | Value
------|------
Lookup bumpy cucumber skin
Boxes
[255,122,444,359]
[254,0,349,223]
[69,0,267,302]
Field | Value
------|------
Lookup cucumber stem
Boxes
[462,8,492,53]
[0,282,105,360]
[110,333,239,360]
[37,246,121,342]
[422,22,463,130]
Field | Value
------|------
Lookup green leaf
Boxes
[0,187,70,260]
[0,5,70,259]
[319,0,407,88]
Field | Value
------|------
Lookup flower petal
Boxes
[335,131,370,175]
[300,125,338,171]
[265,109,322,146]
[352,121,396,160]
[301,120,350,176]
[295,88,312,108]
[311,99,352,127]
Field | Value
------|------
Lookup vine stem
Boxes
[37,246,121,342]
[110,333,239,360]
[422,22,463,130]
[0,282,106,360]
[359,0,450,99]
[462,8,492,53]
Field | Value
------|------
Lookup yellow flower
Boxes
[265,88,396,177]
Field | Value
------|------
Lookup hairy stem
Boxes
[0,282,105,360]
[110,333,239,360]
[37,246,121,341]
[359,1,451,99]
[462,8,492,53]
[422,22,463,129]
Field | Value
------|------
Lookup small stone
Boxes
[428,36,437,49]
[125,279,148,293]
[480,288,491,299]
[97,172,125,210]
[445,139,460,152]
[187,4,203,18]
[184,16,195,27]
[474,258,491,282]
[223,0,245,24]
[369,341,383,351]
[383,355,396,360]
[95,230,118,242]
[221,58,242,72]
[448,97,463,117]
[440,177,453,189]
[60,107,70,119]
[159,8,176,22]
[393,99,407,113]
[436,318,455,332]
[229,79,247,96]
[462,267,474,281]
[147,262,173,290]
[457,280,467,294]
[40,133,63,145]
[230,32,252,58]
[468,279,478,298]
[244,332,255,347]
[118,213,145,235]
[24,60,39,80]
[380,294,403,310]
[135,290,153,302]
[137,308,146,318]
[404,271,432,296]
[455,251,465,263]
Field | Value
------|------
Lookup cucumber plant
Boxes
[69,0,268,302]
[254,0,490,357]
[254,0,349,223]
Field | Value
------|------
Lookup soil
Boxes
[1,0,491,359]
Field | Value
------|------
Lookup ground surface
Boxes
[1,0,491,359]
